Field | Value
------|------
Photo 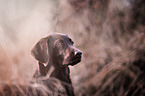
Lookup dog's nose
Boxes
[74,51,82,56]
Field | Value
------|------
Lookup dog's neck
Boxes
[46,62,72,84]
[47,63,74,96]
[34,62,75,96]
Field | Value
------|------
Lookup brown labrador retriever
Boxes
[31,33,82,96]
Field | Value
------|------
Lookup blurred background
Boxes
[0,0,145,95]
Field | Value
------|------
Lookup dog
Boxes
[31,33,82,96]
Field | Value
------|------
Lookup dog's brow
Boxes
[54,39,60,44]
[53,39,64,46]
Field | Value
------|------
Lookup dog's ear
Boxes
[33,62,47,78]
[31,37,49,64]
[38,62,47,76]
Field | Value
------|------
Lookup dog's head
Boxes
[31,33,82,67]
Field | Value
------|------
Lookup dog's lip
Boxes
[62,55,81,66]
[69,56,81,66]
[73,56,81,62]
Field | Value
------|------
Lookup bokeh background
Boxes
[0,0,145,95]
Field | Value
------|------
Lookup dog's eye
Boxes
[57,42,62,46]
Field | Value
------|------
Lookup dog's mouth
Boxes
[69,55,81,66]
[62,55,81,66]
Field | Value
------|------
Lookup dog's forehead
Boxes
[50,33,72,41]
